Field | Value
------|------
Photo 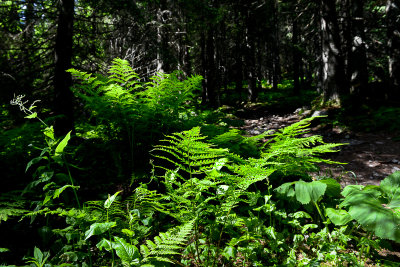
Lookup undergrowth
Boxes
[1,62,399,266]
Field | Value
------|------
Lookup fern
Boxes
[260,116,345,175]
[0,192,28,223]
[108,58,141,90]
[68,59,204,171]
[153,127,228,179]
[140,220,195,266]
[211,129,266,159]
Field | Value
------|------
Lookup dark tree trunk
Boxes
[234,50,243,101]
[348,0,368,98]
[246,8,257,102]
[272,0,281,91]
[156,0,168,73]
[54,0,74,136]
[201,27,217,107]
[386,0,400,94]
[292,15,301,95]
[22,0,35,93]
[206,27,217,107]
[320,0,346,106]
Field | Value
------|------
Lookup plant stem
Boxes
[106,209,115,267]
[212,206,233,267]
[63,156,81,209]
[313,201,332,242]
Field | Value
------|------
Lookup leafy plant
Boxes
[24,247,50,267]
[10,95,80,210]
[140,220,195,266]
[260,116,345,177]
[338,171,400,243]
[68,58,203,171]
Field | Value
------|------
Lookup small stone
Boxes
[367,161,381,168]
[312,110,329,117]
[392,167,400,172]
[345,134,350,139]
[392,159,400,164]
[375,141,384,145]
[372,171,380,177]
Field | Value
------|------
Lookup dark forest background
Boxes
[1,0,399,118]
[1,1,400,266]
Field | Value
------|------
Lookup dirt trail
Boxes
[238,108,400,186]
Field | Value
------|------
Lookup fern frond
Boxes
[108,58,140,90]
[261,116,346,175]
[152,127,227,179]
[140,220,195,265]
[0,208,28,223]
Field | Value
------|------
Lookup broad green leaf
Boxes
[0,248,9,252]
[25,112,37,119]
[341,185,364,197]
[33,247,44,264]
[55,131,72,156]
[26,157,43,172]
[96,238,113,251]
[295,181,311,204]
[53,185,79,199]
[340,188,381,208]
[113,236,140,264]
[294,181,326,204]
[381,171,400,208]
[275,182,295,196]
[85,222,116,240]
[326,208,352,226]
[104,191,122,209]
[308,181,327,203]
[340,175,400,243]
[319,178,341,197]
[43,127,55,140]
[348,203,400,242]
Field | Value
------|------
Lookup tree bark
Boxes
[292,15,301,95]
[386,0,400,94]
[320,0,346,106]
[349,0,368,98]
[246,7,257,102]
[201,27,217,107]
[54,0,74,136]
[272,0,281,91]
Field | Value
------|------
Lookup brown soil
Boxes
[239,108,400,186]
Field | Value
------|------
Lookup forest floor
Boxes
[236,105,400,186]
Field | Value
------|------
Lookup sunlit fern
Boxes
[140,219,195,266]
[84,186,168,226]
[152,127,228,180]
[260,116,345,175]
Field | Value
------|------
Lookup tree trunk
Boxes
[54,0,74,136]
[293,15,301,95]
[320,0,346,106]
[349,0,368,98]
[246,8,257,102]
[272,0,281,91]
[201,27,217,107]
[386,0,400,94]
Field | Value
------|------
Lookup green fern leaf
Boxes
[141,220,195,265]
